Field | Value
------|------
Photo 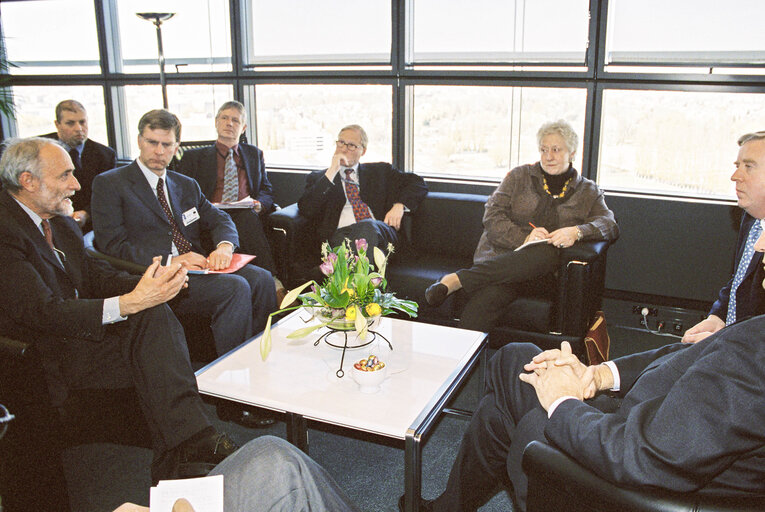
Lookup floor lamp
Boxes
[136,12,176,109]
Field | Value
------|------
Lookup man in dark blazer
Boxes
[176,100,281,289]
[298,124,428,252]
[42,99,117,231]
[91,109,277,358]
[0,137,238,485]
[421,320,765,512]
[683,130,765,343]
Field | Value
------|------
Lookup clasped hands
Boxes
[525,226,579,249]
[518,341,613,411]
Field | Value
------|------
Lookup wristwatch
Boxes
[575,227,583,241]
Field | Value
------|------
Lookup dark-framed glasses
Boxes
[336,139,362,151]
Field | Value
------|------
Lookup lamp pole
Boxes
[136,13,175,109]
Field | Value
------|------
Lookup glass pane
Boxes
[412,85,586,179]
[606,0,765,66]
[12,85,108,145]
[245,0,391,64]
[412,0,589,63]
[115,0,231,73]
[254,84,392,167]
[598,89,765,199]
[2,0,100,74]
[122,84,233,158]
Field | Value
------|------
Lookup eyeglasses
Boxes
[539,146,566,155]
[336,140,363,151]
[0,403,15,440]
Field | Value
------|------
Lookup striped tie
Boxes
[221,148,239,203]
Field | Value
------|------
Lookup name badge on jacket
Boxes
[182,207,200,226]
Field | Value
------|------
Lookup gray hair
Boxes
[737,131,765,146]
[216,100,247,123]
[536,120,579,154]
[339,124,368,149]
[0,137,62,192]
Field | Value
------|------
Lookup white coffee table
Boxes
[195,309,488,512]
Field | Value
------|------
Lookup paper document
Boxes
[187,253,256,274]
[513,238,550,252]
[149,474,223,512]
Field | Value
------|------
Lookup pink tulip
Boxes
[355,239,368,252]
[319,260,334,276]
[371,277,382,287]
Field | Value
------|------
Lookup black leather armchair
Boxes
[522,441,765,512]
[268,192,613,358]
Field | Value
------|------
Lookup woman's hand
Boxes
[524,227,550,244]
[548,226,579,248]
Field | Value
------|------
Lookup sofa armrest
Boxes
[554,241,611,336]
[83,231,147,275]
[267,204,313,285]
[522,441,765,512]
[0,336,30,360]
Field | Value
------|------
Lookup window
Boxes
[411,0,589,65]
[12,85,108,144]
[243,0,391,66]
[597,88,765,199]
[2,0,100,74]
[253,84,392,167]
[605,0,765,72]
[122,83,233,157]
[412,85,586,178]
[113,0,231,73]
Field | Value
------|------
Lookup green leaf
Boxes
[286,323,325,339]
[260,315,273,360]
[354,305,368,340]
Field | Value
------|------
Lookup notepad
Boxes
[513,238,550,252]
[149,474,223,512]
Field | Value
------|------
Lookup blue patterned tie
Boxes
[726,220,763,325]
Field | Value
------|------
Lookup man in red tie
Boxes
[298,124,428,253]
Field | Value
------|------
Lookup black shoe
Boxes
[425,281,449,307]
[179,428,239,466]
[217,402,275,429]
[398,494,435,512]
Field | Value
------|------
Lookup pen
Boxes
[166,254,172,266]
[528,222,537,229]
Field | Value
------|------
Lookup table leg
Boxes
[286,412,309,453]
[403,431,422,512]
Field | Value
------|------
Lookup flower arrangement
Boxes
[260,239,418,360]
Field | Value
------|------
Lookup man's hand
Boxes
[524,226,550,244]
[548,226,579,249]
[523,342,612,399]
[682,315,725,344]
[326,150,349,182]
[71,209,88,228]
[172,252,209,271]
[519,362,590,411]
[207,242,233,271]
[118,257,188,316]
[383,203,405,230]
[113,504,149,512]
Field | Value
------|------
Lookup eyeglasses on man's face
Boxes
[336,139,363,151]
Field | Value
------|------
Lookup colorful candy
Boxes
[353,355,386,372]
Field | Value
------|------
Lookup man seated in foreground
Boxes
[114,436,360,512]
[0,137,238,483]
[414,318,765,511]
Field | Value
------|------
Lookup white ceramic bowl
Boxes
[351,360,389,393]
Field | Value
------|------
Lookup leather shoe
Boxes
[425,281,449,307]
[217,402,275,428]
[398,494,435,512]
[179,428,239,466]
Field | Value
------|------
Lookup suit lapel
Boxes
[165,173,190,234]
[200,146,219,198]
[126,162,172,225]
[239,145,256,194]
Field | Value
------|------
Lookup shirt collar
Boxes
[59,140,85,155]
[342,164,360,182]
[216,140,239,157]
[135,158,165,190]
[12,195,45,233]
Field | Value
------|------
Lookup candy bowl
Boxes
[351,355,388,393]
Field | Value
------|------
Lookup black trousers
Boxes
[60,304,211,457]
[433,343,619,512]
[456,243,559,332]
[329,218,399,252]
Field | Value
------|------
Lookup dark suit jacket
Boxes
[709,213,765,322]
[42,133,117,214]
[0,190,138,402]
[545,318,765,495]
[297,162,428,243]
[90,161,239,265]
[176,143,275,214]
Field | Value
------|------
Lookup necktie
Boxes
[343,169,372,223]
[726,220,763,325]
[41,219,56,251]
[69,147,82,172]
[221,148,239,203]
[156,177,193,255]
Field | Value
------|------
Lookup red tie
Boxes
[156,177,193,254]
[343,169,372,222]
[41,219,55,251]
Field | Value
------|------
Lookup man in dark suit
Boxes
[683,130,765,342]
[418,321,765,512]
[176,100,284,297]
[0,137,238,485]
[298,124,428,252]
[91,109,277,358]
[42,99,117,231]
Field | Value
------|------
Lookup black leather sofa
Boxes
[523,441,765,512]
[269,191,612,356]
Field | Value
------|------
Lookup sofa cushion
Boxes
[410,192,487,260]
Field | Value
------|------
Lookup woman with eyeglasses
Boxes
[424,119,619,332]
